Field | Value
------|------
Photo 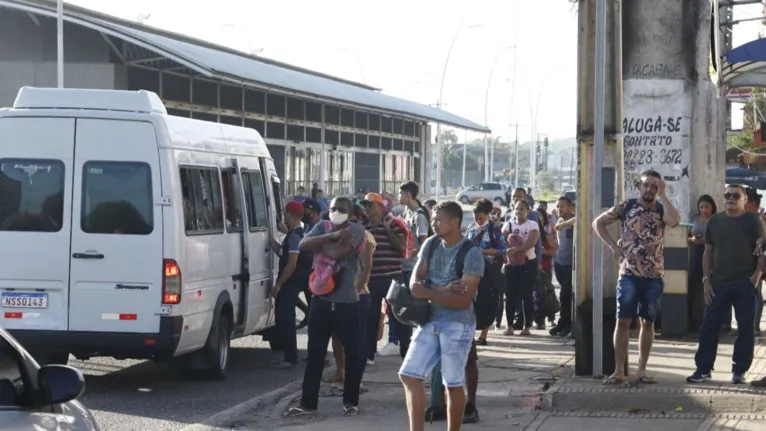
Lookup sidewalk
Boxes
[210,328,766,430]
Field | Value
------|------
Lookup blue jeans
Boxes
[694,279,757,374]
[399,321,475,387]
[275,281,303,364]
[616,275,664,322]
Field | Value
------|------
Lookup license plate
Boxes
[1,292,48,309]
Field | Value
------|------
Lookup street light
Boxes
[526,67,565,193]
[435,22,484,198]
[484,45,515,182]
[337,48,367,84]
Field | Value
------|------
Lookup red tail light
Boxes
[162,259,182,305]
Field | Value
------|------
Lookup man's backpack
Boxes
[427,238,495,330]
[415,207,435,237]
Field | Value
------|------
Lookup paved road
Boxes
[75,325,310,431]
[74,210,477,431]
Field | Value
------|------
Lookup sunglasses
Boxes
[724,193,741,200]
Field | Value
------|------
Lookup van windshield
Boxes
[0,159,65,232]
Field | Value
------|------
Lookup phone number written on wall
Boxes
[623,115,685,167]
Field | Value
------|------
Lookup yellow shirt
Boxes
[356,231,377,294]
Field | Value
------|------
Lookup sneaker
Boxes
[424,406,447,423]
[343,404,359,416]
[562,330,573,339]
[367,358,375,365]
[520,327,532,336]
[732,373,746,384]
[284,404,317,417]
[476,337,488,346]
[686,370,711,383]
[549,325,563,336]
[277,360,297,369]
[377,342,399,357]
[462,403,480,424]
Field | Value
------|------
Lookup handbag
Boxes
[386,278,430,327]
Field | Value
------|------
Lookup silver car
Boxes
[0,328,99,430]
[456,182,508,205]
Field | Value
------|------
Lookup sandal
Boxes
[476,337,488,346]
[324,374,344,384]
[634,375,657,385]
[603,374,626,385]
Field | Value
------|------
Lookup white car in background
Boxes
[455,182,508,205]
[0,328,98,430]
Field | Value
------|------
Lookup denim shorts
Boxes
[616,275,664,322]
[398,321,475,387]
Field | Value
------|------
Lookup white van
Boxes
[0,87,283,379]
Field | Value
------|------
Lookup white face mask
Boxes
[329,211,348,225]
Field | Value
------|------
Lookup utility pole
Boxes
[510,123,522,188]
[543,135,550,171]
[574,0,624,378]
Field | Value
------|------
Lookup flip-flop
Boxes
[634,375,657,385]
[603,375,626,385]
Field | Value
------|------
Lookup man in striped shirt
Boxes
[362,192,409,363]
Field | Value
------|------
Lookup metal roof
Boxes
[2,0,491,133]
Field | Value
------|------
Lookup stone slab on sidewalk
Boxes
[551,336,766,415]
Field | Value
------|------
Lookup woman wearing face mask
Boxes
[326,205,376,388]
[501,200,540,335]
[466,199,507,345]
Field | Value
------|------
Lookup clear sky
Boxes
[65,0,762,140]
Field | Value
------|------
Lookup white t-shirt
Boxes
[501,219,539,260]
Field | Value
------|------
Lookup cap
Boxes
[302,198,321,213]
[284,201,304,216]
[361,193,384,205]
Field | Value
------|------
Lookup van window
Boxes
[180,167,224,233]
[271,177,283,225]
[0,159,64,232]
[81,162,153,235]
[242,171,268,229]
[221,169,243,232]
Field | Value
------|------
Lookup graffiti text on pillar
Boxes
[630,63,683,78]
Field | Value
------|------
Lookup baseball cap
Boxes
[284,201,304,216]
[302,198,321,214]
[361,193,384,205]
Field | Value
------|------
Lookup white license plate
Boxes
[1,293,48,309]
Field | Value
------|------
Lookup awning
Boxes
[721,38,766,89]
[1,0,491,133]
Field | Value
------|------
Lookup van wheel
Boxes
[460,196,470,204]
[202,314,231,380]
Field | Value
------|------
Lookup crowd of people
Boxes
[266,172,766,430]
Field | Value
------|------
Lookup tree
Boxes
[730,89,766,156]
[437,130,463,171]
[538,171,556,195]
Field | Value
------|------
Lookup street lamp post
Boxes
[436,22,483,198]
[56,0,63,88]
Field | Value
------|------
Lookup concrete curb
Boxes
[177,366,335,431]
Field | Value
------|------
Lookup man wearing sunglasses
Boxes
[689,185,766,385]
[593,170,681,385]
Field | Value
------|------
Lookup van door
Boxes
[0,117,73,331]
[68,119,163,333]
[240,167,270,334]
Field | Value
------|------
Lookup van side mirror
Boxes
[37,365,86,405]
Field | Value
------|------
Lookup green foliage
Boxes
[731,89,766,155]
[538,171,556,195]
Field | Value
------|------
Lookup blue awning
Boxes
[722,38,766,89]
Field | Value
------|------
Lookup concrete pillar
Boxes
[622,0,725,336]
[574,0,625,377]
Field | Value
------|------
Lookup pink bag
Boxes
[309,221,366,296]
[505,222,527,267]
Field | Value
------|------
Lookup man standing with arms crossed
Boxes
[688,185,766,385]
[592,170,681,384]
